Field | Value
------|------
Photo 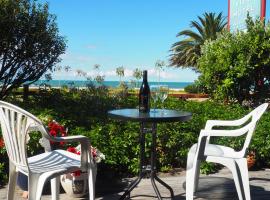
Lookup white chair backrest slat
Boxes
[241,103,268,155]
[1,108,16,163]
[202,103,268,159]
[0,101,43,169]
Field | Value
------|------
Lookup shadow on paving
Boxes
[179,177,270,200]
[74,177,131,200]
[1,172,270,200]
[94,176,270,200]
[3,174,268,199]
[95,176,270,200]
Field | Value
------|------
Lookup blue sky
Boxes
[40,0,268,82]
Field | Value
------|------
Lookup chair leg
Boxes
[28,173,45,200]
[7,162,17,200]
[88,164,96,200]
[193,160,201,191]
[207,157,244,200]
[236,158,250,200]
[186,157,200,200]
[225,160,244,200]
[51,177,60,200]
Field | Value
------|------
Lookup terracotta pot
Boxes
[247,154,256,169]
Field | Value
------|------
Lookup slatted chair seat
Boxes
[24,150,81,174]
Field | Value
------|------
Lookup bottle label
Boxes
[139,94,149,112]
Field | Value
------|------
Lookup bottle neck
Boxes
[143,71,147,82]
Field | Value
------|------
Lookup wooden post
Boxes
[23,84,29,101]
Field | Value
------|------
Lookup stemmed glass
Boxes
[159,85,169,112]
[150,85,160,113]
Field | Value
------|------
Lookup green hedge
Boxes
[0,90,269,184]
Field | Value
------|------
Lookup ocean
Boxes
[33,80,193,89]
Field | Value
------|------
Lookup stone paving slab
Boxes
[1,168,270,199]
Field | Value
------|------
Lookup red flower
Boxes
[91,147,97,158]
[67,147,82,176]
[0,138,4,148]
[67,147,78,154]
[73,171,81,176]
[258,80,264,86]
[49,130,57,137]
[47,121,67,147]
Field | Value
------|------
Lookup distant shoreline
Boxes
[32,80,193,90]
[27,85,186,92]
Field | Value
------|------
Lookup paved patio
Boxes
[1,168,270,199]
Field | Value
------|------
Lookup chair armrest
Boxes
[31,125,92,171]
[205,114,251,130]
[49,135,89,143]
[200,123,252,137]
[52,135,91,171]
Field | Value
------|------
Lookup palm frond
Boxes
[170,11,227,69]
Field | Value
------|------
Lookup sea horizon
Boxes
[33,80,193,89]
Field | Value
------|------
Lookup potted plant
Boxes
[60,145,105,197]
[247,151,256,169]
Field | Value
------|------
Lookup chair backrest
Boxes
[0,101,44,169]
[197,103,268,159]
[240,103,268,156]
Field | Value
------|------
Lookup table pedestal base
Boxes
[119,122,174,200]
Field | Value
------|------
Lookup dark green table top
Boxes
[108,109,192,123]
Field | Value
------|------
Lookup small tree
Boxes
[116,66,125,83]
[132,68,142,87]
[0,0,66,98]
[198,17,270,105]
[155,60,166,83]
[92,64,104,84]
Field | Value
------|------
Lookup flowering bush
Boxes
[247,151,256,169]
[47,120,67,146]
[0,137,6,155]
[0,138,4,149]
[0,137,7,185]
[67,145,105,176]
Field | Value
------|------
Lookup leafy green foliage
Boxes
[0,162,7,186]
[198,17,270,105]
[0,140,8,186]
[0,0,66,99]
[184,81,206,94]
[2,90,270,181]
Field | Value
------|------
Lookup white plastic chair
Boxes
[0,101,95,200]
[186,103,268,200]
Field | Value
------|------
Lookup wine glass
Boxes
[150,85,160,113]
[159,85,169,112]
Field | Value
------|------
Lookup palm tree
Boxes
[116,66,125,82]
[170,12,227,71]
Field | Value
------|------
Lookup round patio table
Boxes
[108,108,192,200]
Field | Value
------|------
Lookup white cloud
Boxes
[61,52,94,63]
[85,44,97,49]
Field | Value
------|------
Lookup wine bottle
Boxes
[139,70,150,112]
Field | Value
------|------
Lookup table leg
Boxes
[119,122,147,200]
[119,122,174,200]
[150,123,174,200]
